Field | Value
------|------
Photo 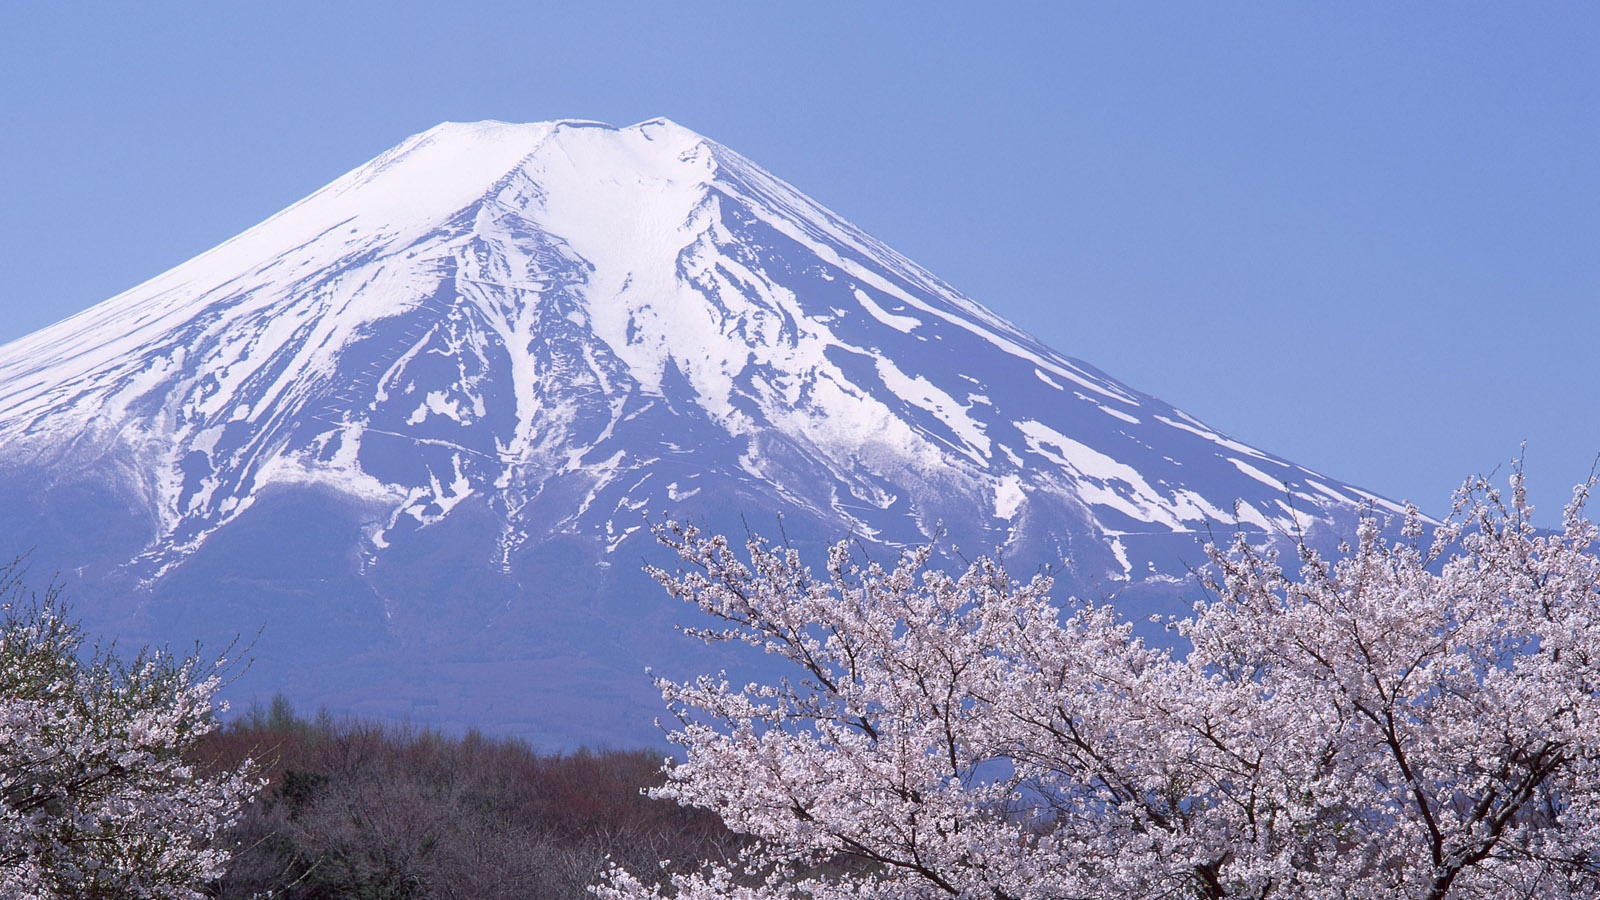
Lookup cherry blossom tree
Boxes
[0,563,260,899]
[598,470,1600,900]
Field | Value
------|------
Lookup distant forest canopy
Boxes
[196,697,740,900]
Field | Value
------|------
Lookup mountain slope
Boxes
[0,119,1397,746]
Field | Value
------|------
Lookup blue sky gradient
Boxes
[1,3,1595,523]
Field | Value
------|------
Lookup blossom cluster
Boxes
[0,570,259,899]
[599,471,1600,899]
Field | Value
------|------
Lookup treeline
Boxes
[193,698,739,899]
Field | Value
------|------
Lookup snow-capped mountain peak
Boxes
[0,120,1396,746]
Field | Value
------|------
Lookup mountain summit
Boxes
[0,120,1394,746]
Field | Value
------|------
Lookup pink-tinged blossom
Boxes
[0,565,260,899]
[599,468,1600,899]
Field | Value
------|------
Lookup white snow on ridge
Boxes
[0,123,557,404]
[1099,405,1140,425]
[0,116,1398,579]
[1307,479,1357,506]
[1230,457,1285,491]
[511,121,719,397]
[1015,419,1189,530]
[873,356,989,463]
[707,147,1141,407]
[1155,413,1280,464]
[994,474,1026,520]
[853,287,921,333]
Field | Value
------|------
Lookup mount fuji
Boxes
[0,119,1397,747]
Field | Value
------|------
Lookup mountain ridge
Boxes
[0,119,1397,746]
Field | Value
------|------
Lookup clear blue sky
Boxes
[2,3,1595,525]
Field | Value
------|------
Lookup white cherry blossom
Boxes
[599,468,1600,899]
[0,566,260,899]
